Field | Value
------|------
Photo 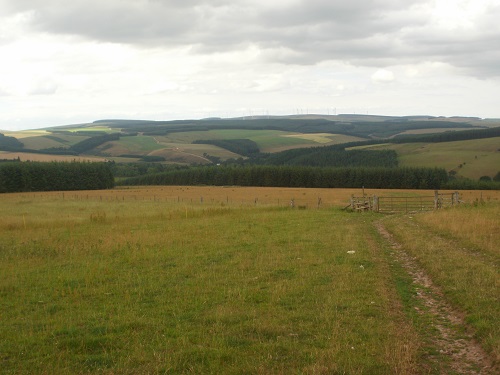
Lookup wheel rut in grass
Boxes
[375,221,496,374]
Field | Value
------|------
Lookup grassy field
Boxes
[150,142,240,162]
[60,126,114,133]
[394,128,483,136]
[2,130,50,139]
[96,130,322,162]
[13,136,64,150]
[0,152,107,163]
[80,128,363,163]
[99,136,165,156]
[1,187,498,374]
[129,130,364,156]
[352,137,500,180]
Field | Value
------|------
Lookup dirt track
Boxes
[376,221,496,374]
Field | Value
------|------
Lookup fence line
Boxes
[16,191,334,209]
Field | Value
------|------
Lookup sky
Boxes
[1,0,499,130]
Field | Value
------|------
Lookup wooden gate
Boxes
[350,191,461,213]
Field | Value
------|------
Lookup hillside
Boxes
[350,137,500,180]
[1,115,499,181]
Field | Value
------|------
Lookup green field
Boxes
[100,136,165,156]
[1,187,498,374]
[351,137,500,180]
[163,129,317,152]
[17,134,90,150]
[212,129,316,151]
[161,129,364,154]
[17,136,66,150]
[62,126,114,133]
[85,130,358,161]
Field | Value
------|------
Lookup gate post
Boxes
[373,195,379,212]
[434,190,439,210]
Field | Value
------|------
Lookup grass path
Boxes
[375,215,498,374]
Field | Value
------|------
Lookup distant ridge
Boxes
[90,114,493,125]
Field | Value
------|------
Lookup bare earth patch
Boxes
[375,221,496,374]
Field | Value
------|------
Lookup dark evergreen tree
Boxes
[0,162,114,193]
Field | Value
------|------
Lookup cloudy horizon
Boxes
[1,0,499,130]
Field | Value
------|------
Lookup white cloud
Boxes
[371,69,395,83]
[0,0,499,130]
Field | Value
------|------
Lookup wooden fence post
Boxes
[373,195,379,212]
[434,190,439,210]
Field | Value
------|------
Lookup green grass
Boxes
[0,194,418,374]
[205,130,364,152]
[15,136,65,150]
[152,141,240,159]
[161,129,365,154]
[6,134,90,150]
[65,126,114,133]
[1,190,497,373]
[103,136,165,155]
[354,137,500,179]
[383,203,500,363]
[164,129,316,151]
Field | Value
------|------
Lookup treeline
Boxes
[193,139,260,157]
[443,179,500,190]
[109,161,182,177]
[0,162,114,193]
[120,165,448,189]
[255,147,398,167]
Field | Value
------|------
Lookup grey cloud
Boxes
[5,0,500,77]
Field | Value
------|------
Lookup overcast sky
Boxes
[1,0,499,130]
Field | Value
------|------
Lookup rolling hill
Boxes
[1,115,499,181]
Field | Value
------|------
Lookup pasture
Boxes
[154,129,342,156]
[0,187,498,374]
[98,136,164,157]
[0,152,107,163]
[10,128,366,163]
[59,126,114,133]
[352,137,500,180]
